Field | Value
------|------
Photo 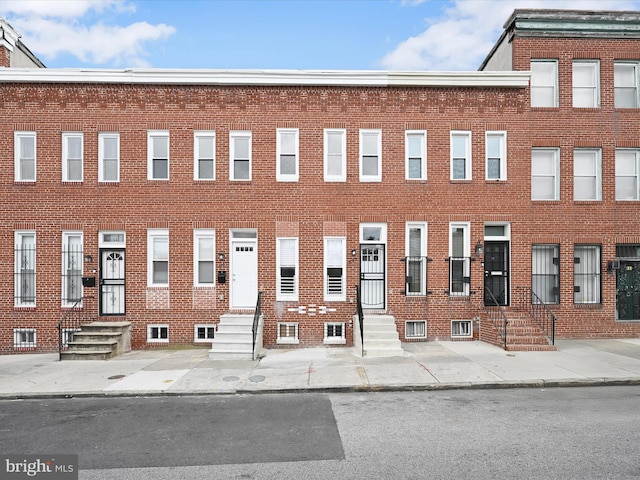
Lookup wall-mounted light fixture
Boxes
[351,249,357,257]
[474,241,484,257]
[218,252,225,261]
[84,254,93,263]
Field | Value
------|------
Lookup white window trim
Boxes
[229,130,252,181]
[147,324,169,343]
[194,324,216,343]
[405,222,428,296]
[62,231,83,308]
[450,131,472,180]
[614,61,639,109]
[15,230,36,307]
[193,229,215,287]
[451,320,472,338]
[98,132,120,183]
[574,245,601,304]
[14,131,36,182]
[531,60,558,108]
[147,130,169,180]
[359,129,382,182]
[324,322,346,345]
[277,322,299,344]
[531,148,560,201]
[276,237,299,301]
[62,132,83,182]
[13,328,36,348]
[449,222,471,297]
[276,128,299,182]
[405,130,427,180]
[615,148,640,201]
[573,60,600,108]
[194,130,216,181]
[574,148,602,201]
[147,229,169,287]
[405,320,427,339]
[324,236,346,302]
[324,128,346,182]
[485,131,507,181]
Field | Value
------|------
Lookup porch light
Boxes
[351,249,357,257]
[218,252,225,261]
[84,254,93,263]
[474,241,484,257]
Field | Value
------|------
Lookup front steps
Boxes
[354,314,405,357]
[61,322,132,360]
[209,313,263,360]
[481,311,556,352]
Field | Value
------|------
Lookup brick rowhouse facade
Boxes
[1,9,640,354]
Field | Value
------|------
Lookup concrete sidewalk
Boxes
[1,339,640,399]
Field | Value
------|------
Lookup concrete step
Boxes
[60,349,114,360]
[71,332,123,342]
[66,340,118,351]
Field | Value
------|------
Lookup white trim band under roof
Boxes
[0,68,530,88]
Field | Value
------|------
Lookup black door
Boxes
[484,241,509,306]
[617,261,640,320]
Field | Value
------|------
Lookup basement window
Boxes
[147,324,169,343]
[405,321,426,339]
[277,322,298,344]
[194,324,215,343]
[13,328,36,349]
[451,320,472,338]
[324,322,346,344]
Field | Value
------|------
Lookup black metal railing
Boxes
[484,287,508,350]
[57,297,85,360]
[516,286,556,345]
[252,291,263,361]
[355,285,364,357]
[404,256,428,296]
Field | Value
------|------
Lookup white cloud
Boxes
[381,0,640,71]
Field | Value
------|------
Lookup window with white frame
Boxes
[148,230,169,286]
[615,149,640,200]
[406,223,427,296]
[277,322,298,344]
[277,237,298,301]
[194,324,215,343]
[324,129,346,182]
[15,231,35,306]
[14,131,36,182]
[324,237,346,301]
[14,328,36,348]
[451,131,471,180]
[62,132,83,182]
[530,60,558,107]
[359,129,381,182]
[531,148,560,200]
[406,130,427,180]
[277,128,299,181]
[405,320,426,339]
[615,62,639,108]
[147,324,169,342]
[574,245,601,304]
[62,232,83,306]
[230,130,251,181]
[573,61,600,108]
[451,320,472,338]
[574,149,601,201]
[532,244,560,305]
[324,322,346,344]
[449,223,470,296]
[148,130,169,180]
[486,131,507,180]
[194,131,215,180]
[194,229,215,286]
[99,133,120,182]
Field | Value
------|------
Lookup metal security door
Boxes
[360,244,385,309]
[484,241,509,306]
[617,261,640,320]
[100,249,125,315]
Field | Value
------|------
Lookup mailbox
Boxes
[82,276,96,287]
[217,271,227,284]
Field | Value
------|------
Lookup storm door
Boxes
[617,261,640,320]
[360,223,386,309]
[484,241,509,306]
[100,249,125,315]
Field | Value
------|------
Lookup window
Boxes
[14,328,36,348]
[230,131,251,181]
[530,60,558,107]
[147,324,168,342]
[405,321,426,339]
[99,133,120,182]
[194,131,215,180]
[276,238,298,301]
[194,229,215,286]
[486,131,506,180]
[532,148,560,200]
[62,132,83,182]
[532,244,560,304]
[148,230,169,286]
[360,129,381,182]
[573,61,600,108]
[616,149,640,200]
[62,232,83,306]
[451,131,471,180]
[449,223,470,296]
[324,237,346,301]
[148,130,169,180]
[574,149,601,201]
[405,130,427,180]
[451,320,472,338]
[406,223,427,296]
[574,245,601,304]
[324,129,346,182]
[615,62,639,108]
[277,128,299,182]
[194,324,215,343]
[14,131,36,182]
[15,231,35,306]
[324,322,346,344]
[277,322,298,344]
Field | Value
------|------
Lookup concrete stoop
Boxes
[209,313,263,360]
[61,322,132,360]
[355,314,405,357]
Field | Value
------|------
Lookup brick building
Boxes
[1,9,639,357]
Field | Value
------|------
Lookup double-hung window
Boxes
[530,60,558,107]
[62,232,83,306]
[194,229,215,286]
[615,62,639,108]
[574,245,601,304]
[14,131,36,182]
[615,149,640,200]
[148,131,169,180]
[574,149,601,201]
[324,129,346,182]
[406,223,427,296]
[230,131,251,181]
[15,231,35,306]
[449,223,470,296]
[194,131,215,180]
[148,230,169,286]
[277,129,299,182]
[573,61,600,108]
[532,244,560,304]
[277,238,298,301]
[405,130,427,180]
[324,237,346,301]
[531,148,560,200]
[486,131,506,180]
[451,131,471,180]
[62,132,83,182]
[99,133,120,182]
[360,129,381,182]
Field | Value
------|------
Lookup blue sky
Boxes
[3,0,640,71]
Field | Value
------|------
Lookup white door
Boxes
[100,249,125,315]
[231,241,258,309]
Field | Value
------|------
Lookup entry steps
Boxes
[61,322,132,360]
[354,314,405,357]
[209,313,263,360]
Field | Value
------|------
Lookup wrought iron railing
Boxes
[404,256,428,296]
[516,286,556,345]
[252,291,263,361]
[484,287,508,350]
[355,285,364,357]
[57,296,86,360]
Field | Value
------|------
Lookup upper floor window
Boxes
[148,130,169,180]
[405,130,427,180]
[194,131,215,180]
[14,131,36,182]
[194,229,215,286]
[531,148,560,201]
[451,131,471,180]
[486,131,507,181]
[324,129,346,182]
[277,128,299,182]
[574,148,601,201]
[615,149,640,201]
[530,60,558,107]
[277,237,298,301]
[99,133,119,183]
[359,129,381,182]
[62,132,83,182]
[573,61,600,108]
[230,130,251,181]
[148,229,169,286]
[615,62,639,108]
